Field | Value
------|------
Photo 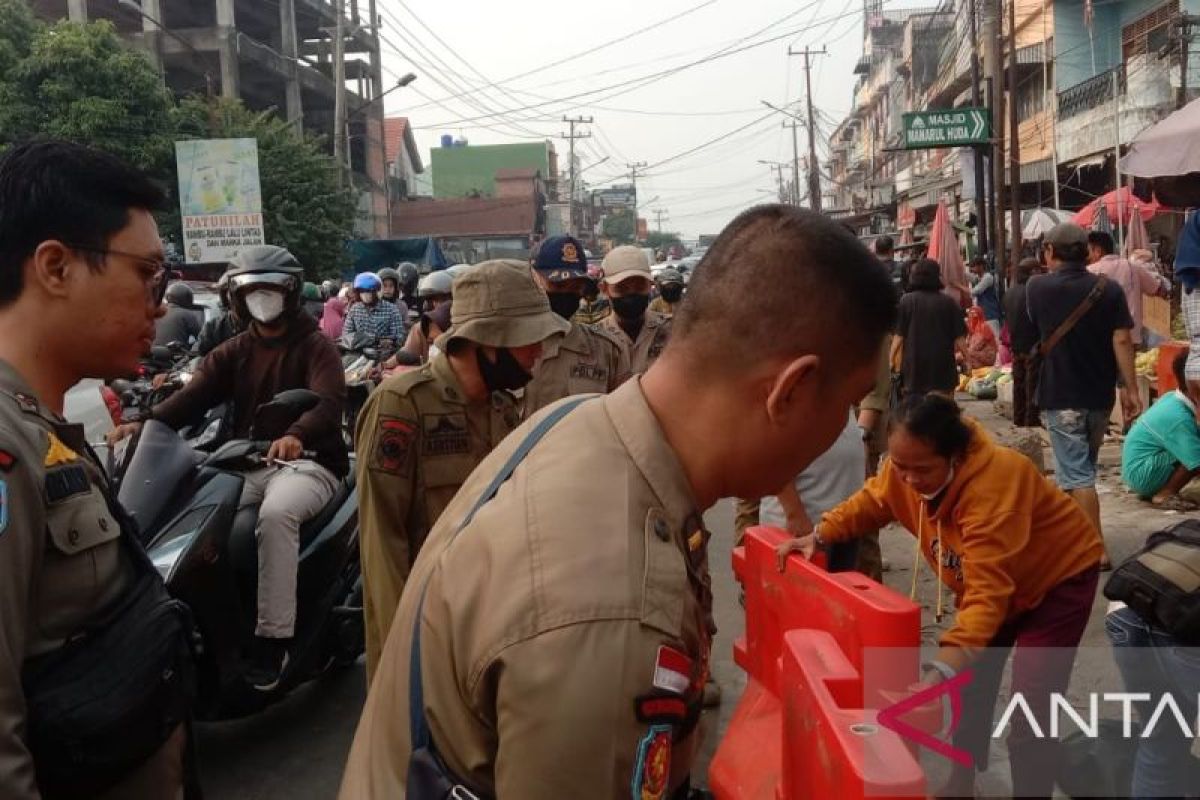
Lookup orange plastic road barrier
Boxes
[708,526,927,800]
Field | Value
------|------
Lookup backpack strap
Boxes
[408,395,593,750]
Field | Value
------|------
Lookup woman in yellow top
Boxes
[777,393,1103,798]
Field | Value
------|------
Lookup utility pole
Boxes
[968,0,990,254]
[789,46,826,212]
[560,115,593,237]
[653,208,669,233]
[1007,0,1022,274]
[1176,15,1200,109]
[985,0,1005,263]
[328,0,348,187]
[627,161,647,245]
[784,119,802,205]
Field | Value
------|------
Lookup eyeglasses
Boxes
[66,244,169,306]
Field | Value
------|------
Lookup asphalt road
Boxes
[196,499,747,799]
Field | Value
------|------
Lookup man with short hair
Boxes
[876,234,904,294]
[339,205,897,799]
[599,245,671,374]
[154,281,202,347]
[0,141,187,799]
[523,235,630,415]
[1028,223,1142,567]
[649,268,685,317]
[354,260,568,679]
[969,256,1002,341]
[1086,230,1170,346]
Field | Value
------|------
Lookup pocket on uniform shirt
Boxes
[39,484,124,636]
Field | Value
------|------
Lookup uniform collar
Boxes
[603,377,700,525]
[0,358,55,421]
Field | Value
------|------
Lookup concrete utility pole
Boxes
[784,119,803,205]
[653,208,669,233]
[1176,15,1200,109]
[985,0,1006,261]
[1007,0,1022,272]
[968,0,990,254]
[627,161,648,244]
[561,116,593,236]
[789,46,827,212]
[330,0,348,187]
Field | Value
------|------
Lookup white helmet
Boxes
[418,270,454,297]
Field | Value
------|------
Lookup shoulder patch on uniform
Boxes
[652,645,692,695]
[423,414,470,456]
[0,449,16,472]
[631,724,671,800]
[635,693,688,726]
[45,464,91,503]
[0,478,7,536]
[44,432,79,467]
[370,417,416,474]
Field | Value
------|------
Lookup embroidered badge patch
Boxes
[0,478,7,536]
[45,464,91,503]
[423,414,470,457]
[631,724,671,800]
[652,646,692,695]
[0,449,16,472]
[372,417,416,474]
[569,363,608,382]
[44,433,79,467]
[635,694,687,726]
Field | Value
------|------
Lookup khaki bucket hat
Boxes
[437,259,569,349]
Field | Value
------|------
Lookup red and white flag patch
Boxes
[652,646,692,695]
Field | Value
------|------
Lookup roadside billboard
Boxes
[175,138,265,264]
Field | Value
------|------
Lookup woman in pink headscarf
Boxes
[964,305,998,371]
[320,290,348,340]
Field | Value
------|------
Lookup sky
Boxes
[372,0,903,239]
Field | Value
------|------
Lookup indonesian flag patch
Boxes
[652,646,692,696]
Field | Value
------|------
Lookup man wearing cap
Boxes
[338,205,897,800]
[600,245,672,374]
[649,268,685,318]
[354,260,568,679]
[523,235,631,415]
[1028,222,1141,568]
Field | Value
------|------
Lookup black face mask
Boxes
[611,293,650,321]
[476,346,533,393]
[660,286,683,303]
[547,292,582,320]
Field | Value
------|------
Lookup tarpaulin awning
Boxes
[1119,98,1200,177]
[346,237,449,279]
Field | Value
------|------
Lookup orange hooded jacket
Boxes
[819,419,1102,671]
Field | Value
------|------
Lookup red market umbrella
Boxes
[926,198,970,306]
[1072,187,1160,227]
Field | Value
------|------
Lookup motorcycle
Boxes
[111,347,226,451]
[113,389,363,720]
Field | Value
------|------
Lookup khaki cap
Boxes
[437,259,569,350]
[601,245,652,285]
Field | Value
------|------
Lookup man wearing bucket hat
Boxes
[354,259,568,678]
[599,245,672,373]
[523,235,631,415]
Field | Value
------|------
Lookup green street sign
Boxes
[902,108,991,149]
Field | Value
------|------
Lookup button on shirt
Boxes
[344,301,405,346]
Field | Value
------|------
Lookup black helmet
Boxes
[226,245,304,324]
[397,262,420,296]
[164,281,194,308]
[655,268,684,287]
[377,266,400,287]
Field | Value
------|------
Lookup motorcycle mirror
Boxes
[252,389,321,441]
[150,345,172,363]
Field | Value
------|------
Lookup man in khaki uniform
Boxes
[0,142,186,799]
[649,267,685,318]
[600,245,672,374]
[523,234,631,415]
[339,205,899,799]
[355,259,568,678]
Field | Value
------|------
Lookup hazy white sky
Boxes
[374,0,895,238]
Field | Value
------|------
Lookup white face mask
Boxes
[428,343,442,360]
[360,291,377,305]
[244,290,285,324]
[919,463,956,501]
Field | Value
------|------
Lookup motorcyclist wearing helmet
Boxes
[649,267,685,318]
[302,281,325,321]
[153,280,202,347]
[387,269,454,366]
[395,261,421,310]
[109,245,348,691]
[344,272,404,350]
[196,270,247,355]
[523,235,631,415]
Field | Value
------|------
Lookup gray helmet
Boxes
[418,270,454,298]
[377,266,400,286]
[656,268,684,286]
[397,262,420,285]
[226,245,304,321]
[164,281,194,308]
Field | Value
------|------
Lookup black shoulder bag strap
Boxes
[1038,274,1109,357]
[406,395,593,789]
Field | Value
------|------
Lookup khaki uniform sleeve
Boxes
[859,339,892,414]
[354,386,422,679]
[486,620,696,800]
[0,441,47,800]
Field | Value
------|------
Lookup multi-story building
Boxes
[34,0,390,236]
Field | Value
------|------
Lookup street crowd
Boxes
[0,140,1198,800]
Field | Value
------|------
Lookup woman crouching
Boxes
[777,393,1103,798]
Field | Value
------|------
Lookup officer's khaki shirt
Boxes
[600,309,672,375]
[354,353,520,679]
[521,321,631,417]
[0,360,131,800]
[339,379,713,800]
[647,296,680,318]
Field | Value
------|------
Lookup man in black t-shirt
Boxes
[1026,223,1141,567]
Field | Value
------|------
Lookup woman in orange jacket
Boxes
[776,393,1103,798]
